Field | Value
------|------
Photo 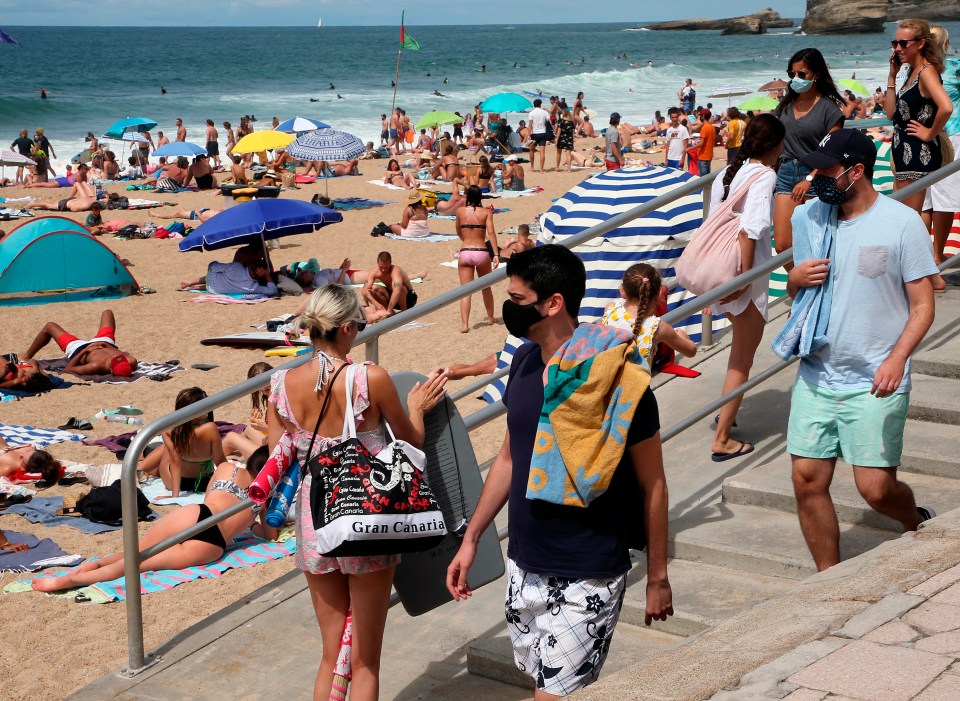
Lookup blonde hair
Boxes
[297,284,361,342]
[899,18,946,74]
[930,24,950,55]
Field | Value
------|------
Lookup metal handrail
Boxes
[117,143,960,673]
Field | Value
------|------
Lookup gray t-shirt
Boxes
[796,196,938,393]
[605,128,621,161]
[779,97,844,161]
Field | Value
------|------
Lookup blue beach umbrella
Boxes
[480,92,533,113]
[482,166,709,405]
[103,117,158,139]
[153,142,207,158]
[178,199,343,253]
[275,117,331,133]
[0,27,22,46]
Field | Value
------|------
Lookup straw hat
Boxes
[55,494,82,517]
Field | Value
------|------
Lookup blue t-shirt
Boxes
[502,341,659,580]
[797,195,938,393]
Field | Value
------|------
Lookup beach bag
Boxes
[676,168,771,296]
[76,479,152,525]
[305,364,447,557]
[939,132,955,166]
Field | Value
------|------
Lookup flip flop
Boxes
[0,494,32,510]
[58,476,89,486]
[711,440,754,462]
[58,417,93,431]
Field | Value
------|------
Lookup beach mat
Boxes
[2,496,144,534]
[7,530,296,603]
[331,197,390,211]
[140,477,206,506]
[124,199,169,209]
[384,233,458,242]
[38,358,184,384]
[0,422,84,448]
[0,374,76,400]
[0,531,83,574]
[184,293,273,305]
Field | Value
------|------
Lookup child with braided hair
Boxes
[600,263,697,372]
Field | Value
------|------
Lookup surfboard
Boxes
[200,331,309,348]
[390,372,505,616]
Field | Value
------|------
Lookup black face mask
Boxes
[812,166,854,206]
[502,298,546,338]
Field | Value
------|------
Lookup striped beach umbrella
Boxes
[483,166,711,404]
[286,128,365,162]
[275,117,331,134]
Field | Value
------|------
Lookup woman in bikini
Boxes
[475,156,497,193]
[383,159,417,189]
[388,193,431,238]
[431,144,461,181]
[138,387,227,498]
[455,185,500,333]
[32,447,272,592]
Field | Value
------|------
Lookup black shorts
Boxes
[206,141,219,156]
[453,125,463,138]
[405,288,418,309]
[531,133,549,146]
[57,198,69,212]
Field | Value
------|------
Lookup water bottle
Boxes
[104,414,143,425]
[265,460,300,528]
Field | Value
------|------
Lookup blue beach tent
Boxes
[0,216,138,305]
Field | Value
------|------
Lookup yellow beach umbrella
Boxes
[232,130,295,155]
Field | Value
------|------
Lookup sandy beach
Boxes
[0,136,708,698]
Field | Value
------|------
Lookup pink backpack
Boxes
[676,167,771,296]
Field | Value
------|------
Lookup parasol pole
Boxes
[390,10,406,122]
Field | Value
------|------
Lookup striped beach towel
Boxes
[9,531,296,603]
[184,293,273,305]
[0,422,84,448]
[38,358,184,384]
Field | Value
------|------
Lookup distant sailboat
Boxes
[317,18,322,28]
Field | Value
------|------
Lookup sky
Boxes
[3,0,808,27]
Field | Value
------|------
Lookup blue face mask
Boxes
[790,77,814,94]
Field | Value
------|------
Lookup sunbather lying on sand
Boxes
[25,163,97,212]
[157,207,221,223]
[23,308,138,377]
[32,447,273,592]
[0,436,62,485]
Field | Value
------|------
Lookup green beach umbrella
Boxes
[838,78,869,96]
[415,110,463,130]
[738,96,780,112]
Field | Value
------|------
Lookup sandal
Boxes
[0,494,32,510]
[58,417,93,431]
[58,476,89,487]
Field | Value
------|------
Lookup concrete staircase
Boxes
[464,290,960,691]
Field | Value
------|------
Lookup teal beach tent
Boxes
[0,216,138,306]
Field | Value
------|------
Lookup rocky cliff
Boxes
[640,8,794,33]
[801,0,888,34]
[888,0,960,22]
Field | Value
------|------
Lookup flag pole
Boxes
[390,47,402,117]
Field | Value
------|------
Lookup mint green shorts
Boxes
[787,378,909,468]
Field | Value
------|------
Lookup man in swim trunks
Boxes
[10,129,33,184]
[527,98,551,173]
[205,119,221,168]
[389,108,402,154]
[157,207,220,223]
[26,163,98,212]
[23,309,138,377]
[362,251,418,317]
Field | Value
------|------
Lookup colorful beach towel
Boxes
[0,531,83,574]
[525,323,650,508]
[331,197,390,211]
[0,422,84,448]
[384,233,458,242]
[7,530,296,603]
[140,477,206,506]
[38,358,184,384]
[184,293,273,305]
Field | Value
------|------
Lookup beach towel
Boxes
[6,530,296,603]
[525,323,650,508]
[140,477,206,506]
[0,197,33,203]
[0,531,83,574]
[38,358,184,384]
[331,197,390,211]
[3,496,129,534]
[771,200,836,361]
[0,422,84,448]
[384,233,458,243]
[486,187,543,199]
[0,208,34,219]
[84,422,244,457]
[124,198,169,209]
[295,174,317,183]
[0,374,75,399]
[367,178,440,191]
[124,184,156,191]
[184,293,273,305]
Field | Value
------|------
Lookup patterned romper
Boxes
[893,64,943,181]
[600,298,658,373]
[269,364,400,575]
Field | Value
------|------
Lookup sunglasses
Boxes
[891,39,917,49]
[787,70,810,79]
[353,317,367,333]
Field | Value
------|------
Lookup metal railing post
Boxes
[700,308,713,347]
[365,336,379,365]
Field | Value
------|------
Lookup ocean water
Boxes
[2,22,958,170]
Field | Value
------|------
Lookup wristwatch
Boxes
[804,174,815,183]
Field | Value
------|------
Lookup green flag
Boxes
[400,11,421,51]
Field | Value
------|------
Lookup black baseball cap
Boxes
[801,129,877,171]
[610,112,621,123]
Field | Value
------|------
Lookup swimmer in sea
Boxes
[161,86,167,94]
[329,83,335,90]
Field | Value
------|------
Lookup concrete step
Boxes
[913,344,960,379]
[466,620,684,690]
[901,419,960,478]
[669,503,895,580]
[909,374,960,425]
[722,454,960,531]
[621,558,795,637]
